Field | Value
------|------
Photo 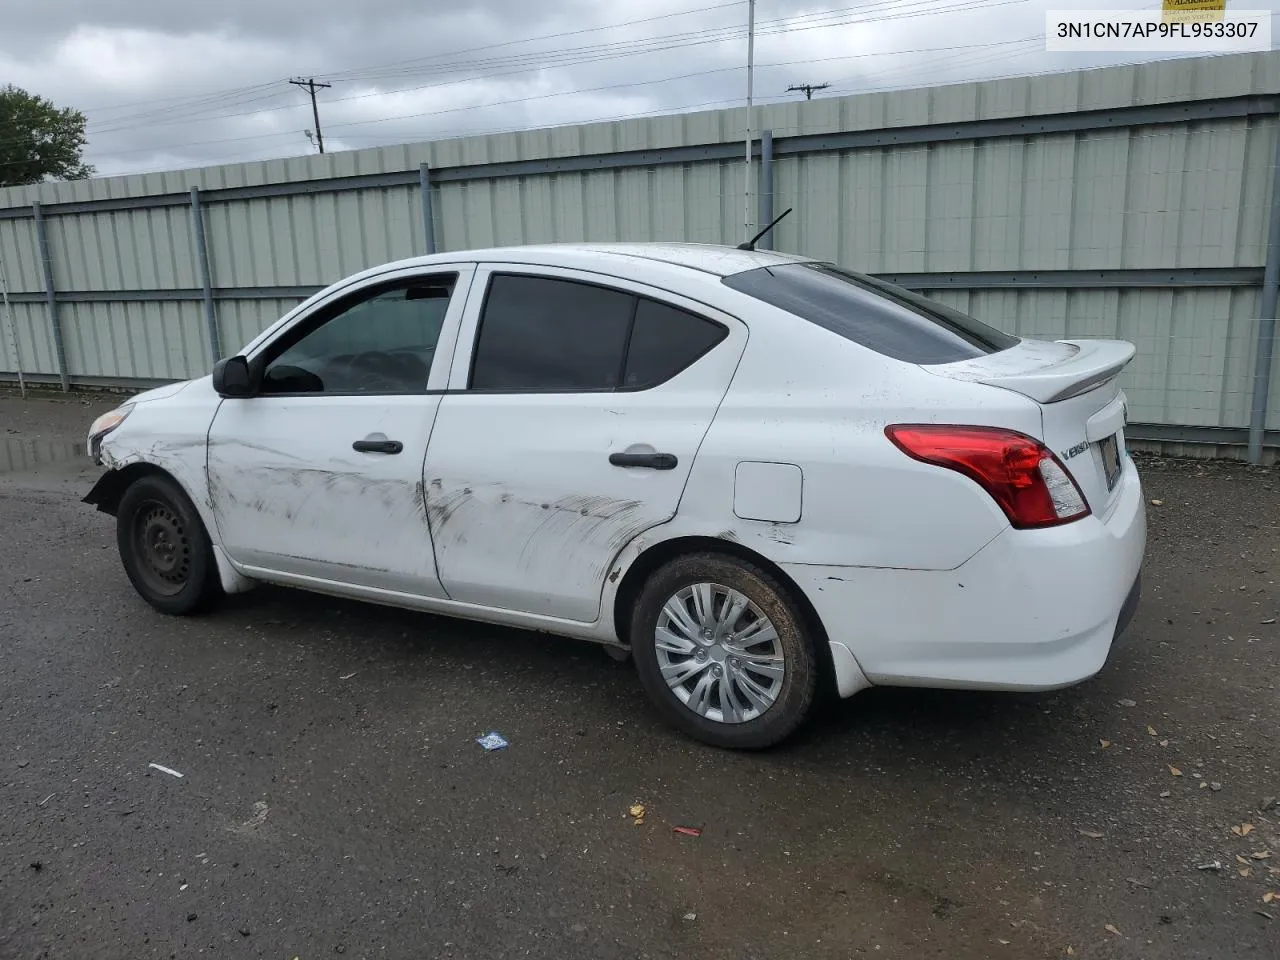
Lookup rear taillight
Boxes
[885,424,1090,529]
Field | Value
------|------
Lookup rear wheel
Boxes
[630,552,818,749]
[116,474,222,615]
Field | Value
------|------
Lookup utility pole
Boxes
[787,83,831,101]
[289,77,332,153]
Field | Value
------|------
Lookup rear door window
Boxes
[470,275,634,391]
[469,273,727,391]
[722,263,1018,364]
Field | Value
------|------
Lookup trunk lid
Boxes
[924,338,1136,515]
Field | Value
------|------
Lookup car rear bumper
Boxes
[1113,569,1142,644]
[786,458,1147,695]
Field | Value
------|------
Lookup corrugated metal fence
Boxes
[2,52,1279,462]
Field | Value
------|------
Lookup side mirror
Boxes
[212,356,256,398]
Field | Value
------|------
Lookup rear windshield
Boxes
[721,262,1019,364]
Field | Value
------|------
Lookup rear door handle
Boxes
[353,439,403,454]
[609,452,678,470]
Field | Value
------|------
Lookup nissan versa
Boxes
[84,242,1145,748]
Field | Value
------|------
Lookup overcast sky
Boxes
[2,0,1276,178]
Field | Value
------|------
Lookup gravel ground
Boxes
[1,389,1277,960]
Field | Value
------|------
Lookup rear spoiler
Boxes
[927,339,1136,404]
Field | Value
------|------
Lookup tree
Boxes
[0,85,94,189]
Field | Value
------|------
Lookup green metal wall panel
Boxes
[0,301,57,375]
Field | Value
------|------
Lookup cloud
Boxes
[1,0,1272,177]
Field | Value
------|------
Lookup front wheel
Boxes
[630,553,819,749]
[116,474,222,616]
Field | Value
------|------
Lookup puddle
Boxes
[0,437,89,475]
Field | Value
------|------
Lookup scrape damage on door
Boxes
[425,478,655,617]
[204,429,442,594]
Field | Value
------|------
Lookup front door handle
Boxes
[353,438,403,454]
[609,451,678,470]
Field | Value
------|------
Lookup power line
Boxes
[323,0,1033,132]
[68,48,1226,176]
[82,0,916,132]
[90,87,296,132]
[81,7,781,136]
[823,36,1047,92]
[4,0,1184,173]
[94,55,1000,168]
[332,0,1014,86]
[81,81,283,117]
[316,0,750,83]
[76,1,748,121]
[0,36,1045,165]
[75,0,1014,124]
[323,0,927,84]
[82,0,1027,138]
[288,78,333,153]
[71,3,754,136]
[0,35,1039,157]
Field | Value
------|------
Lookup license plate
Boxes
[1100,433,1122,490]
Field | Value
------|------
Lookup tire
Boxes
[630,552,819,749]
[116,473,222,616]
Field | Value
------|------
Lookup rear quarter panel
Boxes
[672,300,1045,572]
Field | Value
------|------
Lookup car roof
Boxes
[508,243,814,276]
[360,242,815,282]
[244,243,822,359]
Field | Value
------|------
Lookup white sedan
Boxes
[84,242,1146,749]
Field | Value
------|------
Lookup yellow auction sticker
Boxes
[1163,0,1227,24]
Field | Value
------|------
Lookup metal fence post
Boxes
[190,187,221,362]
[31,201,69,391]
[758,129,774,250]
[1248,116,1280,464]
[420,163,437,255]
[0,251,25,397]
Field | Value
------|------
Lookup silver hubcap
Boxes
[654,582,785,725]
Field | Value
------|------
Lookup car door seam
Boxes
[594,318,753,613]
[421,267,484,599]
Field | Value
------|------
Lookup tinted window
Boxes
[623,299,727,389]
[470,276,634,391]
[722,263,1018,364]
[262,275,455,394]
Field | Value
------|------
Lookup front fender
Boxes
[84,462,255,596]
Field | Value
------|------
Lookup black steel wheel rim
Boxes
[132,499,191,597]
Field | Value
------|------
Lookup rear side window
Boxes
[623,299,727,389]
[722,263,1018,364]
[470,274,727,391]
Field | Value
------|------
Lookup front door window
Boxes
[262,275,457,395]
